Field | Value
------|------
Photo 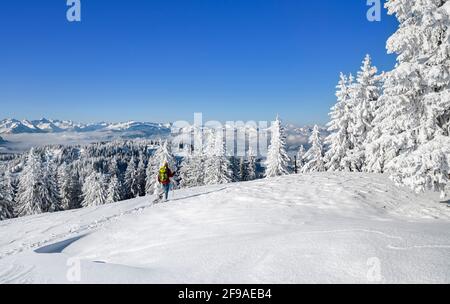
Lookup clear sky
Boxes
[0,0,398,125]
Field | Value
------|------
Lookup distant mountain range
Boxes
[0,118,328,154]
[0,118,172,135]
[284,124,329,151]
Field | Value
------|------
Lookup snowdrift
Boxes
[0,173,449,284]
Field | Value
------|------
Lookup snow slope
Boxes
[0,173,449,284]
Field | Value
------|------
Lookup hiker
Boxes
[157,161,175,201]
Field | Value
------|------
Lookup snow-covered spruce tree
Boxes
[57,164,71,210]
[144,158,155,195]
[264,116,290,178]
[179,149,193,188]
[0,168,16,205]
[239,157,249,182]
[16,149,48,216]
[145,140,177,194]
[203,129,232,185]
[325,57,380,173]
[136,154,147,197]
[179,145,205,188]
[107,156,124,200]
[390,137,450,199]
[124,156,139,199]
[106,175,121,204]
[229,156,242,183]
[296,145,307,173]
[0,173,13,220]
[303,125,326,173]
[366,0,450,197]
[347,55,380,171]
[43,155,61,213]
[82,171,108,207]
[324,73,355,172]
[108,156,121,178]
[0,200,13,221]
[69,166,83,209]
[247,147,257,181]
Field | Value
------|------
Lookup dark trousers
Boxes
[162,183,171,200]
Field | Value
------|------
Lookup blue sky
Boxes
[0,0,398,125]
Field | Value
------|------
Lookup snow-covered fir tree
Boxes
[296,145,307,173]
[230,157,242,182]
[0,199,13,220]
[324,73,355,172]
[366,0,450,197]
[1,169,15,205]
[68,164,83,210]
[136,154,147,197]
[43,155,61,212]
[347,55,380,171]
[390,137,450,199]
[247,147,257,181]
[179,145,204,188]
[303,125,326,173]
[57,164,71,210]
[0,173,14,220]
[239,157,249,182]
[264,116,290,178]
[325,56,380,173]
[203,129,232,185]
[108,156,121,178]
[107,156,123,199]
[106,175,122,204]
[16,149,49,216]
[179,147,193,188]
[82,171,108,207]
[124,156,139,199]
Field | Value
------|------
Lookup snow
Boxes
[443,1,450,15]
[0,173,449,284]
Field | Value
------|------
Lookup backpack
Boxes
[159,166,169,183]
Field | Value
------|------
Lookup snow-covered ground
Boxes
[0,173,449,284]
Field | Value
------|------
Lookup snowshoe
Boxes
[153,193,165,204]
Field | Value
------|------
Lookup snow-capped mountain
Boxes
[0,118,171,135]
[0,119,43,134]
[106,121,171,133]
